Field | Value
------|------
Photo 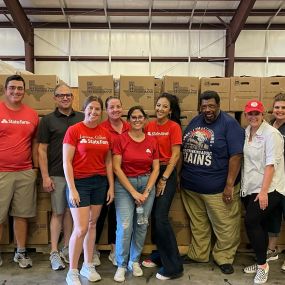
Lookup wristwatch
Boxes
[161,175,168,182]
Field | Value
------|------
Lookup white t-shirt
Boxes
[241,121,285,197]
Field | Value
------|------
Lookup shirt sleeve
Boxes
[226,118,245,156]
[170,123,182,146]
[37,116,50,143]
[265,131,283,166]
[63,125,78,146]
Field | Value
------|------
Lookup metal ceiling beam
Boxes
[225,0,256,77]
[0,7,284,17]
[3,0,34,72]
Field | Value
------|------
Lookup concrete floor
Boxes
[0,252,284,285]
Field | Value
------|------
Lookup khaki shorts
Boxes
[50,176,68,215]
[0,169,37,223]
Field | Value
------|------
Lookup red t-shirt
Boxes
[113,132,159,177]
[0,102,39,171]
[100,119,130,149]
[63,122,111,179]
[145,119,182,163]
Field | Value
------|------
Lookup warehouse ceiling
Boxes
[0,0,284,30]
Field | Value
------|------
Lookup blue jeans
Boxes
[151,166,183,276]
[115,175,155,268]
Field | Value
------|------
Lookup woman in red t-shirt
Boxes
[143,93,183,280]
[112,106,159,282]
[63,96,114,284]
[94,96,130,266]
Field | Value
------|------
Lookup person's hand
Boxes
[69,189,80,207]
[42,176,55,193]
[254,191,268,210]
[222,185,234,204]
[132,191,146,204]
[106,188,114,205]
[156,179,167,197]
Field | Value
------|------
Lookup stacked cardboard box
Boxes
[200,77,230,111]
[230,77,261,111]
[163,76,199,111]
[120,76,154,109]
[78,75,114,110]
[261,76,285,111]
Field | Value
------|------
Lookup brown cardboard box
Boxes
[0,74,13,100]
[0,218,10,245]
[21,75,59,112]
[163,76,199,111]
[200,77,230,111]
[78,75,114,110]
[230,77,261,111]
[120,76,154,109]
[169,210,191,245]
[26,211,49,245]
[261,77,285,111]
[180,111,199,128]
[154,78,163,106]
[37,192,51,212]
[239,111,274,129]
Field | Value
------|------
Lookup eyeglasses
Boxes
[130,115,145,121]
[55,93,73,99]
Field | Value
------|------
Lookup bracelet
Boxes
[161,175,168,182]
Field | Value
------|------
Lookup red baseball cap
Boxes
[244,99,264,113]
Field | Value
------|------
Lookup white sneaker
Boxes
[266,248,278,261]
[14,251,32,269]
[60,246,70,263]
[281,260,285,271]
[244,263,258,274]
[80,263,101,282]
[130,262,143,277]
[114,267,126,282]
[108,251,117,266]
[142,258,157,268]
[156,273,170,280]
[92,250,101,266]
[254,264,269,284]
[50,251,65,271]
[66,269,81,285]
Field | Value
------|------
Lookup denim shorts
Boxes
[66,175,108,208]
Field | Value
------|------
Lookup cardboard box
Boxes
[154,78,163,106]
[163,76,199,111]
[0,218,10,245]
[0,74,13,101]
[26,211,49,245]
[120,76,154,109]
[230,77,261,111]
[21,75,59,112]
[78,75,114,110]
[239,111,274,129]
[180,111,199,128]
[261,77,285,111]
[37,192,51,212]
[200,77,230,111]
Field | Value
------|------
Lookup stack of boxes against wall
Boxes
[1,74,285,249]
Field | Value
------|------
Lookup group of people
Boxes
[0,74,285,285]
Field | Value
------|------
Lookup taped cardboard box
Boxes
[200,77,230,111]
[26,211,49,245]
[0,218,10,245]
[21,75,59,112]
[120,76,154,109]
[154,78,163,106]
[78,75,114,110]
[163,76,199,111]
[230,77,261,111]
[0,74,13,101]
[261,77,285,112]
[37,192,51,212]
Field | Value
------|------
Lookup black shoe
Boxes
[181,255,198,264]
[218,263,234,274]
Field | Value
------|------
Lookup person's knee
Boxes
[73,225,88,238]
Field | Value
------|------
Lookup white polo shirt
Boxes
[241,121,285,197]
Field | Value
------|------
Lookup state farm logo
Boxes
[1,118,31,124]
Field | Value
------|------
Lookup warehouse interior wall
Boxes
[0,28,284,86]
